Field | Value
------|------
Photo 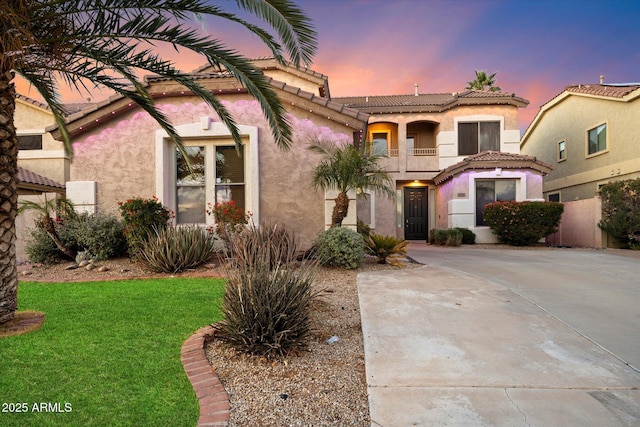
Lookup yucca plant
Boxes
[365,232,408,266]
[137,225,217,273]
[215,222,318,358]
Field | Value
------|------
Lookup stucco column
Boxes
[397,119,407,174]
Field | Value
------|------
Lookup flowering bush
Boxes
[483,201,564,246]
[598,178,640,248]
[207,200,251,250]
[118,196,172,256]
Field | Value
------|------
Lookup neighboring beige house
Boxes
[15,95,68,263]
[520,82,640,247]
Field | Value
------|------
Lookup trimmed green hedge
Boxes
[483,201,564,246]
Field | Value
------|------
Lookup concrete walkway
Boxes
[358,246,640,426]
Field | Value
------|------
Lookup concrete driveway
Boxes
[358,244,640,426]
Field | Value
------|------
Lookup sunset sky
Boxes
[16,0,640,133]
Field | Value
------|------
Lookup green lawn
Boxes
[0,278,225,427]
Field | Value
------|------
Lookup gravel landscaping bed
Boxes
[206,259,421,426]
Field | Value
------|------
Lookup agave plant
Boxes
[365,232,408,266]
[137,225,217,273]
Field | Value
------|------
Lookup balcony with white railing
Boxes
[407,147,437,156]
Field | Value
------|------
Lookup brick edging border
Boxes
[181,325,230,426]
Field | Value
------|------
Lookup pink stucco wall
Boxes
[68,98,354,249]
[547,198,606,248]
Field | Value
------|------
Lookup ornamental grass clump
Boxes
[365,232,408,266]
[483,201,564,246]
[137,225,217,273]
[215,222,318,358]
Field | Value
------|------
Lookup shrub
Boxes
[25,226,75,264]
[68,213,127,260]
[429,228,463,246]
[483,201,564,246]
[365,233,408,266]
[454,227,476,245]
[24,213,126,263]
[137,225,217,273]
[230,221,297,270]
[119,197,171,256]
[207,200,252,252]
[598,178,640,248]
[313,226,364,269]
[215,222,317,358]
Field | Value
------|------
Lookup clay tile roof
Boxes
[333,90,528,113]
[462,151,538,162]
[16,93,49,110]
[17,167,65,191]
[565,84,640,98]
[433,151,553,185]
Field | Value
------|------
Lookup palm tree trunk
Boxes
[0,70,18,324]
[331,192,350,227]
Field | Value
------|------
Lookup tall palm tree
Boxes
[0,0,317,324]
[310,142,395,227]
[466,70,502,92]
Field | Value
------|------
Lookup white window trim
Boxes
[155,118,259,225]
[468,170,527,228]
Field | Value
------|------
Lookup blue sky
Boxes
[17,0,639,132]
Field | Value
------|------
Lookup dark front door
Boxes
[404,187,427,240]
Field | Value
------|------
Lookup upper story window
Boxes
[587,123,607,156]
[458,121,500,155]
[369,130,398,156]
[18,134,43,150]
[558,140,566,161]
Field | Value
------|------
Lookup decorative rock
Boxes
[65,264,79,270]
[21,270,33,276]
[98,266,109,272]
[204,263,217,270]
[120,268,130,273]
[78,260,89,267]
[85,264,95,271]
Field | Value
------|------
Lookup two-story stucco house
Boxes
[335,91,551,243]
[520,82,640,247]
[16,59,551,261]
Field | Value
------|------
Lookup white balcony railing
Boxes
[407,147,437,156]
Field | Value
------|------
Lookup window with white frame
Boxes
[175,144,245,224]
[475,179,516,226]
[587,123,606,155]
[458,121,500,155]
